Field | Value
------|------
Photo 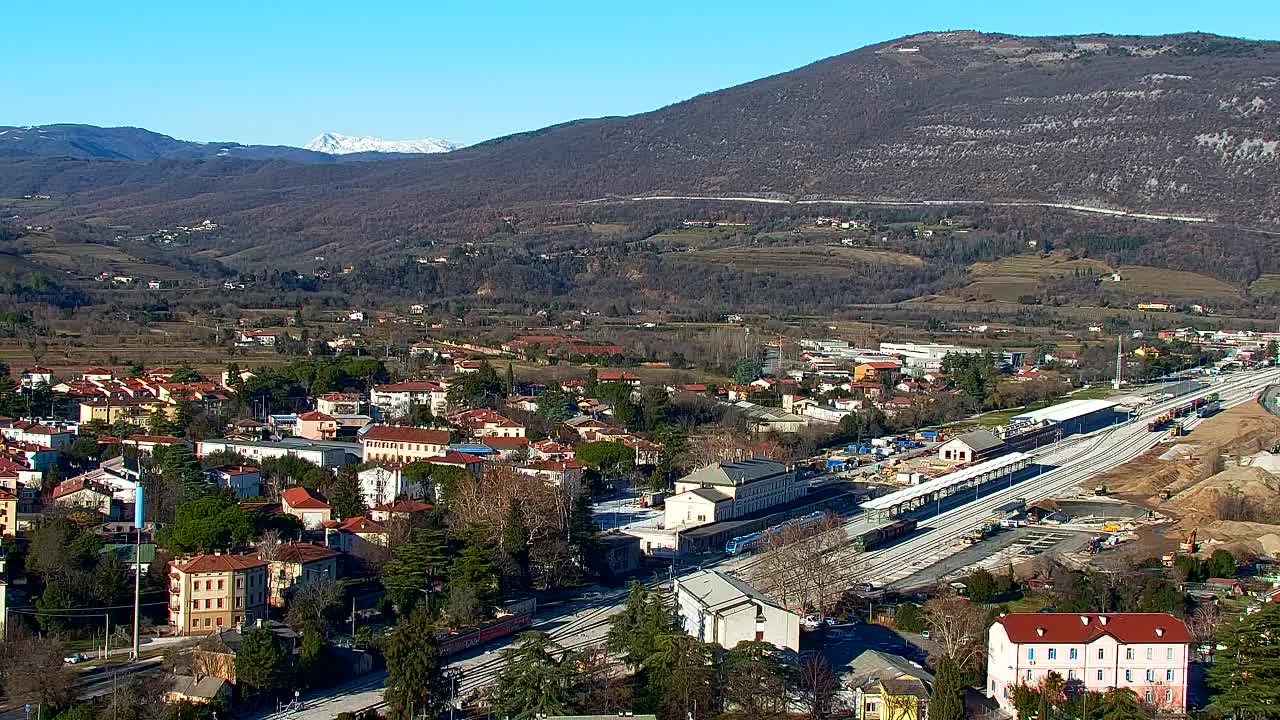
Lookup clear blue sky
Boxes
[6,0,1277,147]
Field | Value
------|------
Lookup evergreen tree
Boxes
[381,528,452,612]
[447,539,499,622]
[506,362,516,396]
[296,626,328,688]
[606,581,652,669]
[929,656,965,720]
[568,490,601,573]
[384,608,448,720]
[235,626,288,698]
[501,499,531,589]
[1209,602,1280,717]
[492,632,579,720]
[1095,688,1151,720]
[643,633,717,720]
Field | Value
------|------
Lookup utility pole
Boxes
[130,486,144,661]
[1113,335,1124,390]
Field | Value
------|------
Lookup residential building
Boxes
[730,401,809,434]
[665,458,806,529]
[517,460,585,496]
[235,330,277,347]
[361,425,451,463]
[451,409,526,438]
[986,613,1192,714]
[195,438,356,470]
[296,411,338,440]
[531,439,575,461]
[840,650,934,720]
[315,392,363,416]
[673,569,801,652]
[370,499,433,524]
[597,370,641,386]
[166,675,232,705]
[280,487,332,529]
[122,434,184,455]
[324,516,390,560]
[0,421,73,450]
[20,367,53,389]
[207,466,263,498]
[599,532,642,575]
[370,380,449,419]
[358,463,427,508]
[854,361,902,384]
[422,451,486,476]
[938,429,1007,463]
[0,489,16,536]
[51,477,121,519]
[262,543,340,607]
[481,435,531,460]
[168,554,269,635]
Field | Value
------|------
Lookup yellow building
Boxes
[169,554,269,635]
[0,488,16,536]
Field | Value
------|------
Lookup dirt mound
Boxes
[1199,521,1280,558]
[1159,443,1198,461]
[1171,466,1280,527]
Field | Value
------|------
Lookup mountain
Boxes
[5,32,1280,272]
[303,132,462,155]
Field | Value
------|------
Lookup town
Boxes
[0,315,1278,720]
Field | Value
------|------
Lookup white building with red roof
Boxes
[987,612,1191,713]
[279,486,332,529]
[360,425,451,463]
[517,459,585,496]
[20,367,53,389]
[370,380,449,418]
[295,411,338,440]
[451,408,526,439]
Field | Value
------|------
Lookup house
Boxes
[324,516,390,559]
[423,451,486,476]
[665,458,806,529]
[597,370,641,386]
[370,380,449,418]
[165,675,232,705]
[262,543,340,607]
[361,425,451,463]
[674,569,801,652]
[564,415,618,440]
[986,613,1191,714]
[123,434,185,455]
[598,531,642,576]
[409,304,426,315]
[196,439,355,470]
[358,463,428,508]
[190,621,300,682]
[348,310,365,322]
[370,499,433,524]
[621,436,662,466]
[451,408,526,438]
[840,650,934,720]
[517,460,585,496]
[20,367,53,389]
[937,430,1007,463]
[235,330,277,347]
[453,359,485,374]
[0,421,74,450]
[531,439,575,461]
[478,435,530,460]
[730,401,809,434]
[296,411,338,440]
[51,478,121,520]
[82,367,115,382]
[0,488,17,536]
[207,466,263,498]
[1204,578,1245,597]
[280,487,333,529]
[315,392,363,416]
[168,554,269,635]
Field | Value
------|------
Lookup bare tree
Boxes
[792,653,838,720]
[285,576,343,633]
[1,630,74,708]
[753,513,858,616]
[1187,603,1222,647]
[256,528,283,562]
[923,595,987,669]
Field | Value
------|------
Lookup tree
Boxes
[966,568,998,603]
[754,514,857,617]
[491,632,579,720]
[1209,602,1280,717]
[894,603,925,633]
[235,626,289,698]
[723,641,789,720]
[447,540,499,624]
[793,653,837,720]
[607,581,656,669]
[734,357,761,385]
[535,386,575,422]
[924,595,987,669]
[643,633,717,720]
[574,441,635,475]
[929,656,965,720]
[381,528,452,611]
[321,467,367,520]
[384,608,448,720]
[156,495,253,553]
[1,631,74,708]
[1095,688,1152,720]
[447,362,503,409]
[500,499,531,590]
[285,577,342,634]
[1207,548,1237,579]
[296,627,329,689]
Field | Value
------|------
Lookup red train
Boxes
[437,611,533,656]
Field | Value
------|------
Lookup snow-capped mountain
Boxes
[304,132,462,155]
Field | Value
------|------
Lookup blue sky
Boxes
[5,0,1277,147]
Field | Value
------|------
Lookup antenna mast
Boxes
[1112,335,1124,390]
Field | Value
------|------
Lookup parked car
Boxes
[63,654,87,665]
[802,614,822,629]
[582,592,604,601]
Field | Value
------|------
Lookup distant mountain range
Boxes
[4,31,1280,278]
[304,132,462,155]
[0,124,456,162]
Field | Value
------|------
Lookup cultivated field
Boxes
[1114,265,1242,301]
[670,246,924,275]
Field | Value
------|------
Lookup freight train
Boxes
[849,518,918,552]
[1148,393,1218,432]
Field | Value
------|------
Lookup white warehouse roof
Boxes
[861,452,1031,511]
[1010,399,1118,425]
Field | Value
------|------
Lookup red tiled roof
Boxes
[861,361,901,369]
[280,486,331,510]
[318,392,361,401]
[83,367,113,375]
[372,499,432,513]
[298,411,335,421]
[271,542,339,564]
[597,370,640,381]
[427,452,485,466]
[0,488,17,501]
[52,477,111,499]
[996,613,1192,645]
[175,554,268,574]
[126,434,183,444]
[212,465,260,476]
[362,425,450,445]
[373,381,446,393]
[523,459,583,472]
[338,516,387,534]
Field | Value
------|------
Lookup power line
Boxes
[10,600,168,615]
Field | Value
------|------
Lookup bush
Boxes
[895,603,926,633]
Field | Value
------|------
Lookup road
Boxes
[0,659,165,720]
[254,368,1280,720]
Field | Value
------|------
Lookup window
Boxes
[1125,647,1134,660]
[1146,669,1155,682]
[204,618,211,627]
[217,598,223,609]
[1144,691,1154,703]
[1146,647,1153,661]
[235,597,242,609]
[192,619,198,627]
[216,617,223,626]
[1069,648,1078,660]
[1096,670,1104,681]
[1068,670,1076,681]
[1048,648,1057,660]
[218,580,224,590]
[1166,669,1175,681]
[1165,690,1173,704]
[866,702,877,714]
[1097,648,1104,660]
[236,578,243,589]
[1028,648,1035,660]
[1025,670,1033,681]
[1125,670,1133,682]
[204,599,211,609]
[1167,647,1175,661]
[234,616,241,624]
[205,580,212,590]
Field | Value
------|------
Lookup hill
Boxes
[2,31,1279,278]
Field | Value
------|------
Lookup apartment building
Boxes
[664,458,806,529]
[370,380,449,418]
[169,554,269,635]
[986,613,1191,714]
[360,425,450,464]
[264,543,339,607]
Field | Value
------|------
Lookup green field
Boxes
[1249,274,1280,296]
[670,245,924,275]
[1115,265,1242,300]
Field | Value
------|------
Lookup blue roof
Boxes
[449,443,495,454]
